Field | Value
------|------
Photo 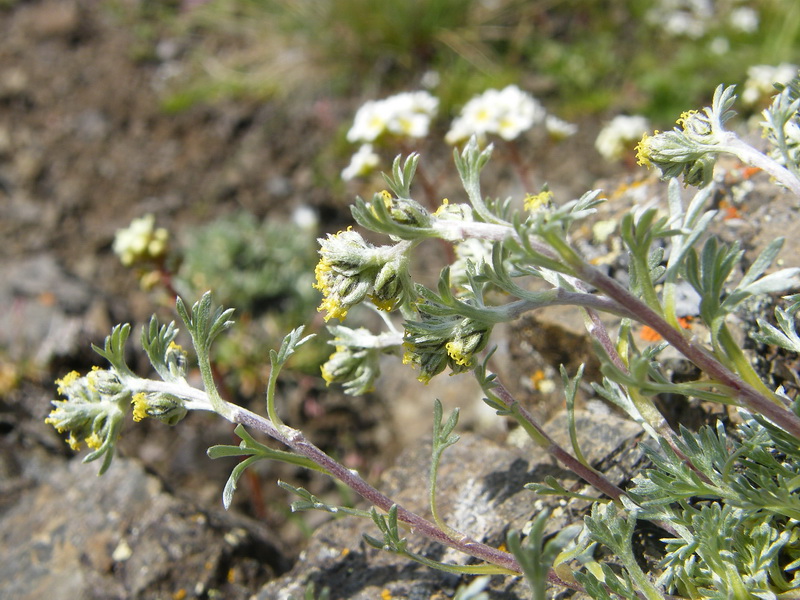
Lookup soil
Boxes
[2,2,798,599]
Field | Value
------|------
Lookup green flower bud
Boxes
[165,341,189,380]
[374,190,431,228]
[370,256,413,312]
[321,343,381,396]
[446,319,492,367]
[636,129,717,188]
[635,109,725,188]
[131,392,188,425]
[402,314,492,383]
[432,198,473,221]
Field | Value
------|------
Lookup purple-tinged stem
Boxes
[575,260,800,439]
[229,404,526,574]
[490,381,625,503]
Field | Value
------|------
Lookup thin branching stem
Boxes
[229,404,527,574]
[576,260,800,438]
[490,380,626,504]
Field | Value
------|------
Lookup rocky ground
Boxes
[2,2,799,599]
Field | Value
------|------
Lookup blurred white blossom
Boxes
[595,115,650,162]
[113,214,169,267]
[341,144,380,181]
[708,36,730,56]
[445,84,546,145]
[347,91,439,143]
[545,114,578,141]
[728,7,759,33]
[742,63,799,106]
[646,0,712,39]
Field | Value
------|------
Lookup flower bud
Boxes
[635,130,717,187]
[165,341,189,380]
[446,320,492,367]
[402,314,492,383]
[374,190,431,228]
[132,392,188,426]
[433,199,473,221]
[321,343,381,396]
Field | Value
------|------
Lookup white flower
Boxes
[291,205,318,230]
[347,100,389,143]
[595,115,650,162]
[663,11,706,38]
[645,0,712,39]
[113,214,169,266]
[708,36,729,56]
[728,7,759,34]
[341,144,380,181]
[346,91,438,143]
[742,63,799,106]
[385,91,439,138]
[545,115,578,141]
[445,84,546,145]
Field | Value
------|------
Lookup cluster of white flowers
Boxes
[595,115,650,162]
[341,143,381,181]
[342,85,576,180]
[445,84,548,145]
[112,214,169,267]
[346,91,439,144]
[646,0,759,39]
[742,63,799,106]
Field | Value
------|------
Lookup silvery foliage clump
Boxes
[49,77,800,598]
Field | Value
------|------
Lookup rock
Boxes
[0,254,102,364]
[0,451,289,600]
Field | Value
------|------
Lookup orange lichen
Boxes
[639,316,693,342]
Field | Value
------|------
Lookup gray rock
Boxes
[0,452,288,600]
[0,254,105,364]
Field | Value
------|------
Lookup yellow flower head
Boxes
[318,294,349,322]
[67,432,81,451]
[634,131,656,167]
[132,392,148,422]
[432,198,450,216]
[676,110,698,128]
[55,371,81,395]
[445,340,472,367]
[85,431,103,450]
[523,190,553,212]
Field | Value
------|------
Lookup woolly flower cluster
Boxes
[113,214,169,267]
[445,84,547,145]
[595,115,650,162]
[742,63,800,106]
[347,91,439,144]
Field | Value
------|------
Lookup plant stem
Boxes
[228,403,534,575]
[575,260,800,438]
[490,381,626,504]
[723,135,800,197]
